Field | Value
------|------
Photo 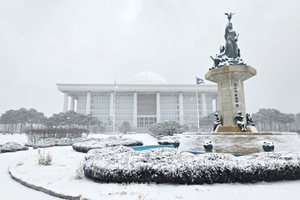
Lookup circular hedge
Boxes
[72,136,143,153]
[0,142,29,153]
[83,146,300,184]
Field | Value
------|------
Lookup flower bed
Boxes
[83,146,300,184]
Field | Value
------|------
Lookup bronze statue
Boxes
[234,111,246,131]
[210,45,229,69]
[224,20,239,59]
[212,113,222,131]
[209,13,246,69]
[246,113,255,126]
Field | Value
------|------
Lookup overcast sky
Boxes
[1,0,300,117]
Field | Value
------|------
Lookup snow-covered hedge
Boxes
[83,146,300,184]
[157,135,180,145]
[72,136,143,153]
[25,128,89,143]
[25,138,82,148]
[0,142,29,153]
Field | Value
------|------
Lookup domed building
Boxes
[122,71,168,84]
[57,71,217,132]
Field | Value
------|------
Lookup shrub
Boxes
[75,163,84,180]
[149,121,183,137]
[38,148,52,166]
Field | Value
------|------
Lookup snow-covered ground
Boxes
[1,133,300,200]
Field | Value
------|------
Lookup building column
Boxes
[70,96,75,111]
[76,98,79,113]
[201,92,208,117]
[179,92,184,124]
[109,91,114,120]
[86,91,91,115]
[133,92,137,127]
[156,92,161,123]
[215,95,219,112]
[63,92,69,113]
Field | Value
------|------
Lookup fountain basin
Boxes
[179,132,300,155]
[132,145,175,151]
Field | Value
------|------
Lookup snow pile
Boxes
[25,138,82,148]
[83,147,300,184]
[72,136,143,153]
[0,142,29,153]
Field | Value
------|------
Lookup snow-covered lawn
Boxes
[1,133,300,200]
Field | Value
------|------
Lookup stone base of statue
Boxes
[205,65,257,127]
[215,125,258,133]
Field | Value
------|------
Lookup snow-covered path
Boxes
[1,133,300,200]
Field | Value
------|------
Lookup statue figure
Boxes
[262,141,274,152]
[209,13,246,69]
[203,140,213,151]
[210,45,229,69]
[212,113,222,131]
[234,111,246,132]
[246,113,255,126]
[173,139,180,148]
[224,17,239,59]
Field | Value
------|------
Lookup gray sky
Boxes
[1,0,300,117]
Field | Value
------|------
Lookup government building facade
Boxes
[57,71,218,132]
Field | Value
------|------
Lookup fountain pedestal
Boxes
[205,65,257,132]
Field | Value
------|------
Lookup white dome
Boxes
[122,71,168,84]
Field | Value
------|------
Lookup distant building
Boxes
[57,71,218,131]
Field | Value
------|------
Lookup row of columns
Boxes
[63,92,77,113]
[63,91,209,125]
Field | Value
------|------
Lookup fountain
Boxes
[179,13,300,155]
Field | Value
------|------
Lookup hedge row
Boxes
[25,138,82,148]
[83,146,300,184]
[25,128,89,143]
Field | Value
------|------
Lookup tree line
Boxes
[251,108,299,132]
[0,108,103,133]
[1,107,300,134]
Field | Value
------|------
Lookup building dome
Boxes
[122,71,168,84]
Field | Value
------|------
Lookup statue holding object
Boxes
[210,13,246,69]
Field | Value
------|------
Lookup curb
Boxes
[9,169,82,200]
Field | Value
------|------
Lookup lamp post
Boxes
[67,117,70,129]
[61,121,66,129]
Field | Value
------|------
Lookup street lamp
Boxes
[67,117,70,129]
[61,121,66,129]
